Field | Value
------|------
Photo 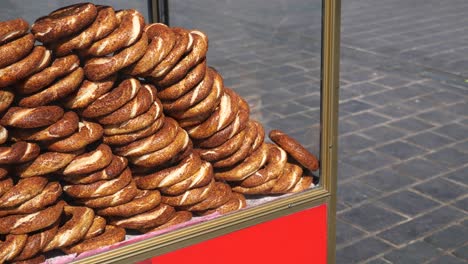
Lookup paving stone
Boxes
[336,219,367,246]
[392,158,447,179]
[360,169,416,192]
[405,132,454,150]
[425,147,468,167]
[416,110,460,125]
[338,161,365,180]
[379,190,441,216]
[428,255,467,264]
[454,140,468,154]
[340,203,406,232]
[293,93,321,108]
[378,206,464,245]
[338,181,382,206]
[339,119,361,135]
[341,150,397,171]
[366,258,392,264]
[372,75,412,87]
[345,82,388,95]
[360,125,406,142]
[433,123,468,141]
[347,112,390,129]
[376,141,427,160]
[340,134,377,154]
[374,103,415,118]
[445,102,468,116]
[425,225,468,250]
[388,117,434,132]
[361,90,402,105]
[383,241,442,264]
[413,178,467,203]
[453,197,467,212]
[337,201,349,213]
[336,237,393,264]
[453,245,468,260]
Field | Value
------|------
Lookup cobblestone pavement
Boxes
[2,0,467,263]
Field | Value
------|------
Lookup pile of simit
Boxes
[0,3,319,263]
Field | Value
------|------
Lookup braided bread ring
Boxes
[64,75,116,109]
[0,18,29,44]
[97,83,155,125]
[198,192,246,216]
[0,126,7,145]
[1,105,64,129]
[75,180,137,208]
[240,144,287,188]
[110,203,175,230]
[63,155,127,184]
[114,117,178,157]
[156,60,207,101]
[288,176,314,193]
[0,182,62,217]
[12,221,58,261]
[0,234,28,263]
[11,111,79,142]
[161,179,214,207]
[215,143,268,181]
[18,67,84,107]
[135,152,201,189]
[63,144,113,176]
[82,78,140,118]
[142,211,192,233]
[32,3,97,43]
[0,89,14,113]
[0,166,8,179]
[34,48,53,74]
[97,189,161,218]
[18,151,77,178]
[160,161,213,196]
[0,177,48,208]
[270,163,303,194]
[46,121,103,152]
[0,142,40,165]
[103,115,165,145]
[0,46,47,88]
[0,200,65,235]
[212,121,257,168]
[124,23,176,76]
[84,32,148,81]
[181,182,231,212]
[103,99,162,136]
[62,225,126,254]
[63,167,132,198]
[197,127,246,162]
[269,129,319,171]
[148,27,192,78]
[232,179,276,195]
[83,9,144,56]
[52,6,119,56]
[130,128,190,168]
[16,54,80,95]
[0,178,13,197]
[44,206,94,251]
[0,33,34,68]
[250,121,265,153]
[84,216,106,240]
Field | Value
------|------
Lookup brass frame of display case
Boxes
[75,0,340,263]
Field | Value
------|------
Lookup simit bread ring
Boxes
[43,206,94,251]
[64,75,116,109]
[198,192,246,216]
[62,225,126,254]
[130,128,190,168]
[196,127,246,162]
[12,221,58,261]
[161,179,214,207]
[1,105,64,129]
[63,155,128,184]
[0,142,40,165]
[82,9,144,57]
[0,177,13,197]
[0,177,48,208]
[97,84,155,125]
[63,144,113,176]
[0,33,35,68]
[11,111,79,142]
[0,18,29,44]
[18,67,84,107]
[250,121,265,153]
[269,129,319,171]
[16,54,80,95]
[12,255,46,264]
[135,152,201,189]
[110,203,175,230]
[240,144,287,188]
[103,99,163,136]
[32,3,98,43]
[114,117,178,157]
[0,126,7,145]
[181,182,231,212]
[97,189,161,217]
[84,216,107,240]
[160,161,213,196]
[141,211,192,233]
[0,182,62,217]
[0,166,8,179]
[288,176,314,193]
[81,78,140,118]
[215,143,268,181]
[124,23,176,76]
[0,46,48,88]
[76,180,137,208]
[0,89,15,113]
[103,115,165,145]
[0,200,65,235]
[270,163,303,194]
[52,6,119,56]
[84,32,148,81]
[63,167,132,198]
[0,234,28,263]
[46,121,103,152]
[232,179,276,195]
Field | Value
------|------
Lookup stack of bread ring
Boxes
[0,2,319,262]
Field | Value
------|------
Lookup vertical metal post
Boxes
[148,0,170,25]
